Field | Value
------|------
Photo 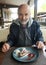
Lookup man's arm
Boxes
[6,23,16,46]
[2,23,18,52]
[35,22,44,49]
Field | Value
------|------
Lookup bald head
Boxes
[18,4,30,14]
[18,4,31,25]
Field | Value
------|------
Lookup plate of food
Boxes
[12,47,39,62]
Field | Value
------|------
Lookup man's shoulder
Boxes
[10,19,20,29]
[11,18,20,26]
[12,18,20,26]
[32,20,40,27]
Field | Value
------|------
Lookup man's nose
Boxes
[22,15,25,20]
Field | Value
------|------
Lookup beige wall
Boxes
[41,28,46,42]
[0,28,9,42]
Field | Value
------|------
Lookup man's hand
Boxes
[36,41,44,49]
[2,43,10,52]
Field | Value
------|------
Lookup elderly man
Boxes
[2,4,44,52]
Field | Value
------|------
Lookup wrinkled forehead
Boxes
[18,4,30,14]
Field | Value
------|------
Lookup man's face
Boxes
[18,5,30,25]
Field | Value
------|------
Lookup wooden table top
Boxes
[0,48,6,65]
[0,47,46,65]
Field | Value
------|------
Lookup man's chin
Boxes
[21,21,28,25]
[21,22,27,25]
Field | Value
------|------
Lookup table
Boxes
[0,47,46,65]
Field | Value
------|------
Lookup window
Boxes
[10,8,18,20]
[3,8,18,22]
